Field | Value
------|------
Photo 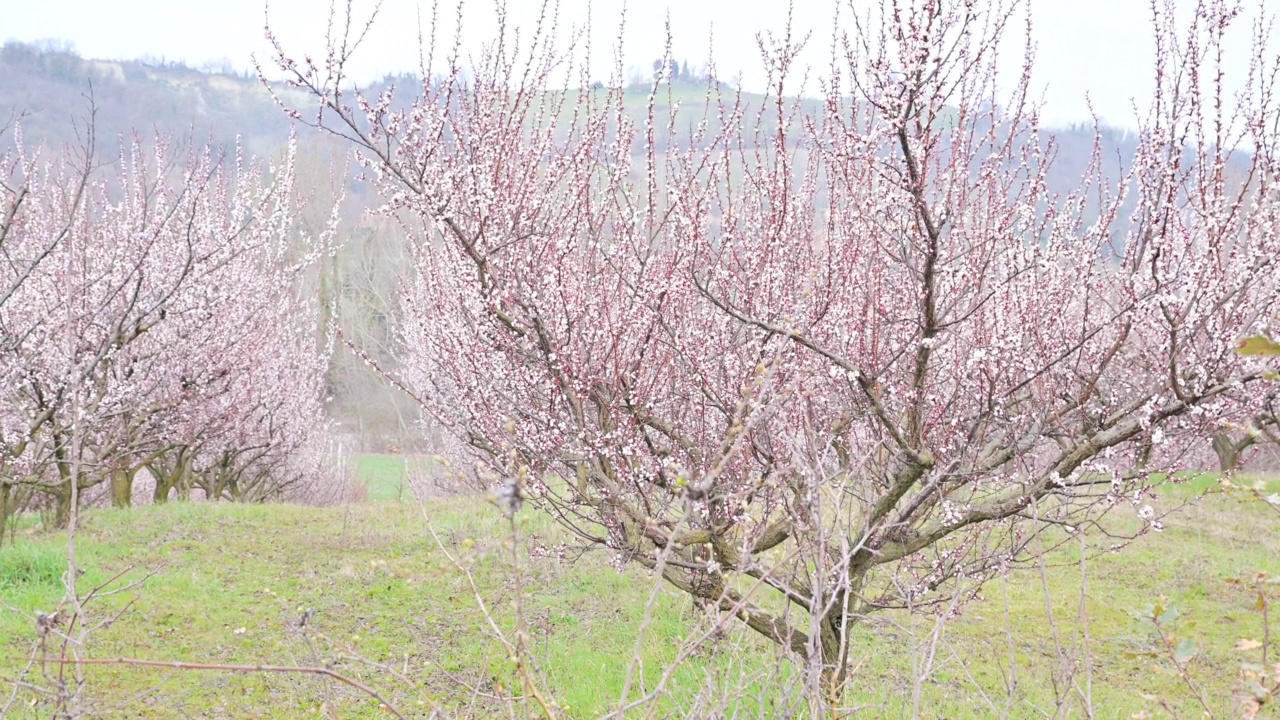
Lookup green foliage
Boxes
[1238,334,1280,357]
[1238,334,1280,382]
[1125,596,1198,667]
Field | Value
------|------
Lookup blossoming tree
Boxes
[0,116,336,527]
[269,0,1279,701]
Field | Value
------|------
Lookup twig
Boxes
[22,656,408,719]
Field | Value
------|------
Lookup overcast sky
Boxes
[4,0,1264,128]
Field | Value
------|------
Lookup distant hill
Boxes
[0,40,298,157]
[1,39,1146,189]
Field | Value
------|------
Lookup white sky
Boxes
[2,0,1265,128]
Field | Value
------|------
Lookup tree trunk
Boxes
[153,475,171,503]
[110,469,134,508]
[1211,433,1255,473]
[50,483,73,529]
[153,448,191,503]
[153,465,175,503]
[817,575,865,713]
[47,448,76,529]
[0,482,11,547]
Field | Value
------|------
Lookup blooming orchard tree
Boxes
[155,292,335,504]
[128,140,338,504]
[0,115,336,528]
[270,0,1280,702]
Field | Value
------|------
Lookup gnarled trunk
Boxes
[1211,432,1255,473]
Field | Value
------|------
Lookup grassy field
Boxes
[350,454,432,503]
[0,469,1276,718]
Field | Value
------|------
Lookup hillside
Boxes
[0,41,1142,178]
[0,41,292,156]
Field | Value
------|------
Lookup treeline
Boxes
[0,126,344,537]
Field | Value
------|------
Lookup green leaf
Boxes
[1237,335,1280,357]
[1129,607,1153,621]
[1174,638,1197,664]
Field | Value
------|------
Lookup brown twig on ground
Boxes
[21,656,408,719]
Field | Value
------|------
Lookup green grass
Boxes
[0,500,707,718]
[352,454,431,502]
[0,541,65,593]
[0,476,1276,718]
